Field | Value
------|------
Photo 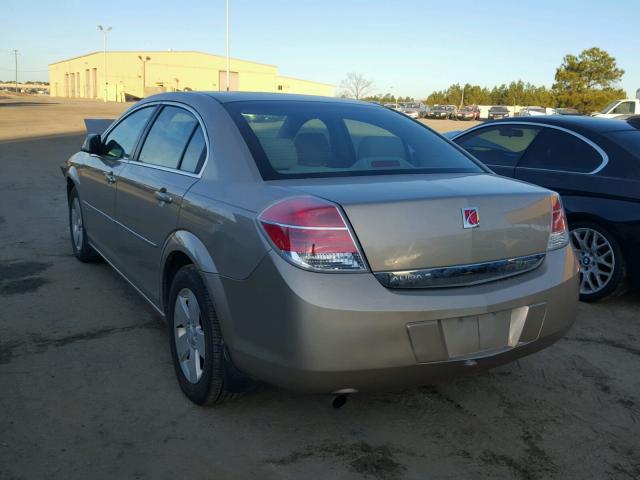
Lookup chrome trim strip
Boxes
[375,253,546,289]
[451,121,609,175]
[100,100,210,179]
[259,220,347,231]
[88,240,165,317]
[82,200,157,247]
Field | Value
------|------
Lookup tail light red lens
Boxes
[548,193,569,250]
[258,196,367,271]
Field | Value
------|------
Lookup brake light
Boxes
[258,196,366,271]
[548,194,569,250]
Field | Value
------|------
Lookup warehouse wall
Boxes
[48,51,334,101]
[275,75,334,96]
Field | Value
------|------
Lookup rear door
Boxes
[113,104,207,304]
[77,106,156,260]
[453,124,541,177]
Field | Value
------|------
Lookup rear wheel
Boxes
[167,265,235,405]
[68,187,99,262]
[570,221,626,302]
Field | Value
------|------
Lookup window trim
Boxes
[452,121,609,175]
[100,100,210,178]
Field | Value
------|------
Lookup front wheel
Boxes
[167,265,236,405]
[570,221,626,302]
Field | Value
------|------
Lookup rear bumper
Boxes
[208,245,579,393]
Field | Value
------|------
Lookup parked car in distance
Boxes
[451,115,640,301]
[592,98,639,119]
[555,108,581,116]
[456,105,480,121]
[519,106,547,117]
[62,92,578,405]
[429,104,457,119]
[400,102,425,119]
[488,106,510,120]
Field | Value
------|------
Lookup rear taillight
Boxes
[548,193,569,250]
[258,196,367,272]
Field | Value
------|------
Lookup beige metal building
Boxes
[48,51,334,101]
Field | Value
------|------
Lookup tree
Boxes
[553,47,626,113]
[340,72,375,100]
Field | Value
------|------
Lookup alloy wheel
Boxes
[570,227,615,295]
[173,288,206,383]
[71,197,83,250]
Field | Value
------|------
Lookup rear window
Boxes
[223,101,483,179]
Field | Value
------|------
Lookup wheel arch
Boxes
[160,230,218,314]
[65,166,81,201]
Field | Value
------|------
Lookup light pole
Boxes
[225,0,230,91]
[138,55,151,98]
[97,25,112,102]
[13,49,18,93]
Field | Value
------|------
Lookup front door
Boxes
[113,105,206,305]
[77,105,156,261]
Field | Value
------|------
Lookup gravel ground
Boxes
[1,96,639,480]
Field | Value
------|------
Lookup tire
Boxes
[569,221,627,302]
[167,265,236,405]
[68,187,99,262]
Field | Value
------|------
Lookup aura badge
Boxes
[462,207,480,229]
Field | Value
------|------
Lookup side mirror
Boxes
[81,134,103,155]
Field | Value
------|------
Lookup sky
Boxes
[1,0,638,99]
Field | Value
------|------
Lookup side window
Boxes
[518,128,603,173]
[611,102,635,115]
[180,127,207,173]
[103,107,155,159]
[454,126,541,167]
[138,106,198,169]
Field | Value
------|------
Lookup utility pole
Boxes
[225,0,230,91]
[13,49,18,93]
[97,25,112,101]
[138,56,151,97]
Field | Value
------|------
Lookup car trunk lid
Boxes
[273,173,552,274]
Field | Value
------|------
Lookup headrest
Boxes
[294,133,331,166]
[258,137,297,171]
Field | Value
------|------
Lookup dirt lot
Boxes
[1,96,639,480]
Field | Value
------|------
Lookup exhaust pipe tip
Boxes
[332,395,348,409]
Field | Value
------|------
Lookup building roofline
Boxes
[48,50,277,68]
[276,74,335,88]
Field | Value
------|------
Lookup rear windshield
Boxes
[224,101,483,179]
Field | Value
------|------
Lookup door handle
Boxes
[104,171,116,184]
[153,188,173,204]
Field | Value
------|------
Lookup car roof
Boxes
[137,91,374,108]
[201,91,366,105]
[486,115,639,133]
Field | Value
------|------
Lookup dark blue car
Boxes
[452,115,640,301]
